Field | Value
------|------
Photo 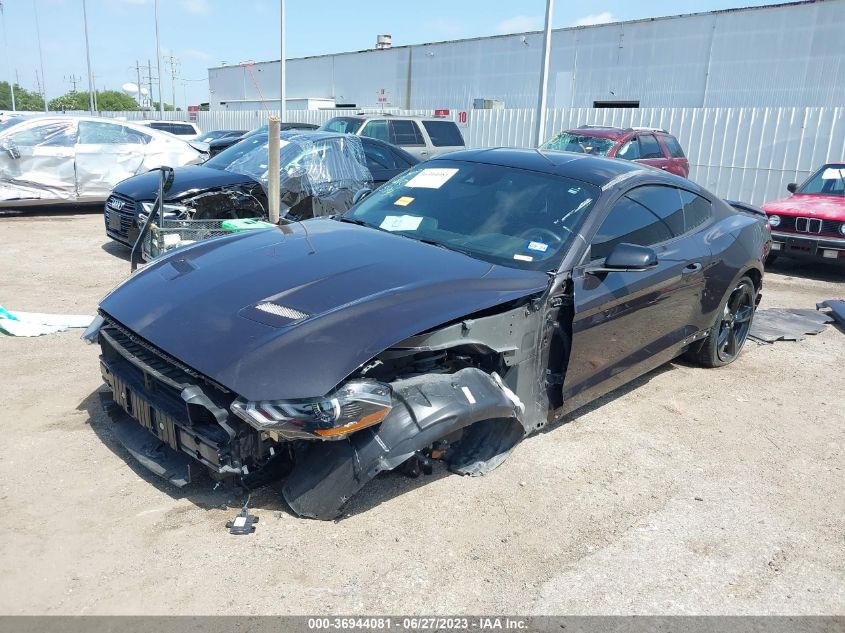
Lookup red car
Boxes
[541,125,690,177]
[762,162,845,265]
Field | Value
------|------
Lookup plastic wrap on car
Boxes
[222,133,374,220]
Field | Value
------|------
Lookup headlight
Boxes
[139,201,191,223]
[840,223,845,236]
[768,214,781,227]
[230,380,393,440]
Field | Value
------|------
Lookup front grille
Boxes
[100,312,230,394]
[104,194,138,241]
[776,216,842,237]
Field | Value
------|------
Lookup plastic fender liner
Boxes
[282,368,523,520]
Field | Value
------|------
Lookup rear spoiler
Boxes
[725,199,766,218]
[188,140,210,154]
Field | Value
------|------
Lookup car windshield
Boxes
[0,118,26,134]
[197,130,229,142]
[541,132,617,156]
[344,160,599,271]
[798,165,845,196]
[319,117,364,134]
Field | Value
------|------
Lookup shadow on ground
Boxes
[766,257,845,284]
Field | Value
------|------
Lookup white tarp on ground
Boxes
[0,306,93,337]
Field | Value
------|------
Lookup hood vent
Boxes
[254,302,309,322]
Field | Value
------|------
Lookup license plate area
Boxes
[108,212,123,231]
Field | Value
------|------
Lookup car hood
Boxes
[111,165,258,202]
[99,219,550,400]
[762,194,845,221]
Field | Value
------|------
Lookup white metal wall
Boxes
[207,0,845,110]
[73,105,845,206]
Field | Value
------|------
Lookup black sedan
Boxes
[104,131,418,247]
[87,149,770,519]
[207,122,319,156]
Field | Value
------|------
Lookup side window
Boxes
[421,120,464,147]
[662,135,686,158]
[170,124,196,135]
[638,134,664,159]
[361,120,390,142]
[626,186,685,236]
[8,121,77,148]
[79,121,138,145]
[362,143,396,170]
[616,138,640,160]
[391,150,415,169]
[679,189,712,231]
[389,120,425,146]
[590,196,674,261]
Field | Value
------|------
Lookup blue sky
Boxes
[1,0,780,108]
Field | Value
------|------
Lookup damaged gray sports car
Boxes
[85,148,771,519]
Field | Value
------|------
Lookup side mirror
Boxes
[352,187,373,205]
[588,243,658,274]
[787,182,798,194]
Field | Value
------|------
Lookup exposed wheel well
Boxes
[744,267,762,293]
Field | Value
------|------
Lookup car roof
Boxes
[432,147,659,187]
[330,114,455,123]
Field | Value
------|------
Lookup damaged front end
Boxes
[90,292,546,519]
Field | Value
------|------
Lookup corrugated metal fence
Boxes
[81,106,845,205]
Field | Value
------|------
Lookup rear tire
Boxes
[689,276,756,368]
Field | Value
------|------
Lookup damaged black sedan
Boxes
[86,149,770,519]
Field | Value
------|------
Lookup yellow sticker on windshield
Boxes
[394,196,414,207]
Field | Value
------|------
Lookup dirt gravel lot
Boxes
[0,210,843,615]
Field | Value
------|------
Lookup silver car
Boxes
[0,116,205,208]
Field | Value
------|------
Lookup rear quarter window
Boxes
[662,135,686,158]
[421,120,465,147]
[638,134,664,159]
[389,120,425,146]
[679,190,712,231]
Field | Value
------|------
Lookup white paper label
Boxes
[233,516,247,527]
[405,168,459,189]
[527,241,549,252]
[380,215,423,231]
[513,254,533,262]
[821,168,845,180]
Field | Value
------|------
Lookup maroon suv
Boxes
[541,125,690,178]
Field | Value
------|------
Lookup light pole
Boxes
[154,0,164,116]
[32,0,48,112]
[82,0,95,114]
[279,0,286,121]
[0,1,16,110]
[533,0,554,147]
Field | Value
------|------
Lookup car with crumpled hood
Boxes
[0,116,205,208]
[85,149,769,520]
[104,131,416,255]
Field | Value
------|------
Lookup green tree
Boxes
[49,90,88,111]
[95,90,139,111]
[152,101,179,112]
[0,80,45,111]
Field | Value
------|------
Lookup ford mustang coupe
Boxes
[85,149,771,519]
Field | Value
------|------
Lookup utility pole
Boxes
[65,74,81,92]
[82,0,95,114]
[147,59,154,110]
[533,0,554,147]
[154,0,164,116]
[32,0,48,112]
[135,60,143,107]
[0,0,16,111]
[164,54,179,113]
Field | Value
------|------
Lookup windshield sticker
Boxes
[380,215,423,231]
[513,254,533,262]
[526,241,549,253]
[394,196,415,207]
[821,168,845,180]
[405,168,459,189]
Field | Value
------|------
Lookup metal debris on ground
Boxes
[749,308,833,343]
[817,300,845,330]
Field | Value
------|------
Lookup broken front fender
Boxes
[282,368,524,520]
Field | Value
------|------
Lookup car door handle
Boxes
[682,263,703,274]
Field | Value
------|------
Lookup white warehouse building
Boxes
[207,0,845,111]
